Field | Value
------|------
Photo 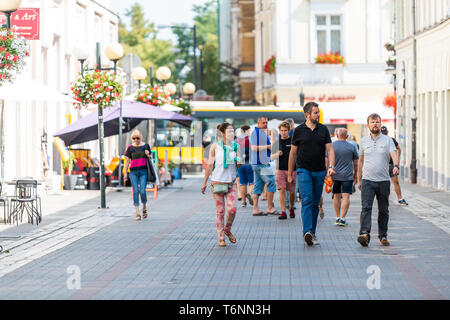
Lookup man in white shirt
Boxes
[357,113,399,247]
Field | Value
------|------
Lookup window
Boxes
[315,15,342,54]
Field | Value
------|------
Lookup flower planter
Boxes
[63,174,79,190]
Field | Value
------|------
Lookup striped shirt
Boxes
[125,143,151,171]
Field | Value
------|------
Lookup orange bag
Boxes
[324,176,333,193]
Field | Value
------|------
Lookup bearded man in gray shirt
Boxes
[357,113,399,247]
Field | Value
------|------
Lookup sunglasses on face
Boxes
[132,137,140,140]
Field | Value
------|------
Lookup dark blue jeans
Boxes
[129,168,148,207]
[297,168,326,235]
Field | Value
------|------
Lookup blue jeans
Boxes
[129,168,148,206]
[297,168,326,235]
[252,164,277,195]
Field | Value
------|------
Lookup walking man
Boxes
[332,128,359,226]
[381,126,408,205]
[357,114,399,247]
[288,102,335,246]
[272,121,296,219]
[236,125,254,207]
[284,118,297,209]
[250,116,278,216]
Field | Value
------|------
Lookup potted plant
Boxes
[62,151,78,190]
[315,52,345,65]
[383,92,397,116]
[0,27,30,86]
[264,55,276,74]
[384,42,395,51]
[386,57,396,68]
[171,98,192,116]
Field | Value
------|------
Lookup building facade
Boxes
[2,0,119,189]
[254,0,396,140]
[394,0,450,191]
[228,0,256,105]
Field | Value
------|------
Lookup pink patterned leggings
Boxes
[212,183,237,241]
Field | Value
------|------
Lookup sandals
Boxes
[218,239,226,247]
[252,211,267,216]
[224,231,236,243]
[142,209,148,219]
[266,210,280,215]
[135,214,141,221]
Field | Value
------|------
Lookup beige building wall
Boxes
[2,0,119,190]
[395,0,450,191]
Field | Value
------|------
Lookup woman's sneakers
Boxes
[334,218,348,226]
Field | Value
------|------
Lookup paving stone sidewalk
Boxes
[0,177,448,300]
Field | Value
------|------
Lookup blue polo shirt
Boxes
[250,127,271,165]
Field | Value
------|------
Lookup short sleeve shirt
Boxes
[292,122,332,172]
[389,137,399,165]
[332,140,359,181]
[360,134,396,181]
[250,128,271,165]
[125,143,151,171]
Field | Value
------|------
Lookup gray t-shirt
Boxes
[333,140,359,181]
[360,134,396,181]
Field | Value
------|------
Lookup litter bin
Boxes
[87,167,100,190]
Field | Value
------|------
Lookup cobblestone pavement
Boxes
[0,177,448,300]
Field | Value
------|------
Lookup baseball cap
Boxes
[381,126,388,135]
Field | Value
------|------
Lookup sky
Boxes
[108,0,210,42]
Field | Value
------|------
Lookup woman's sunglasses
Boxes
[132,137,141,140]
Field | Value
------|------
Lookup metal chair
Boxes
[9,180,42,225]
[0,182,8,224]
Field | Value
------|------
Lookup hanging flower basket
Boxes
[383,92,397,116]
[264,55,276,74]
[0,27,30,86]
[384,42,395,51]
[315,52,345,65]
[172,98,192,116]
[135,84,173,106]
[70,70,125,109]
[386,58,396,68]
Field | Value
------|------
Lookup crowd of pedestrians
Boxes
[200,102,408,249]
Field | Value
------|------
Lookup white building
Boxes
[254,0,396,140]
[1,0,119,189]
[394,0,450,191]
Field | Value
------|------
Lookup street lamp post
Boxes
[132,67,147,90]
[0,0,22,29]
[74,42,123,208]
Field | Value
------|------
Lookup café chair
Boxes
[0,182,8,224]
[9,180,42,226]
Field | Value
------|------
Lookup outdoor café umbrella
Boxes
[53,100,193,146]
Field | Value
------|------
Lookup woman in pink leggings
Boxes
[201,122,241,247]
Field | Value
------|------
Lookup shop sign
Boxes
[0,8,40,40]
[305,94,356,102]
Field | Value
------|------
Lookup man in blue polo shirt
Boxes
[250,116,278,216]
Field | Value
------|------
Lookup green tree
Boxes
[118,3,176,80]
[173,0,234,100]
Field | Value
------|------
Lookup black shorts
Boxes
[389,164,395,178]
[332,180,354,194]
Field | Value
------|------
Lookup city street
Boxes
[0,176,449,300]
